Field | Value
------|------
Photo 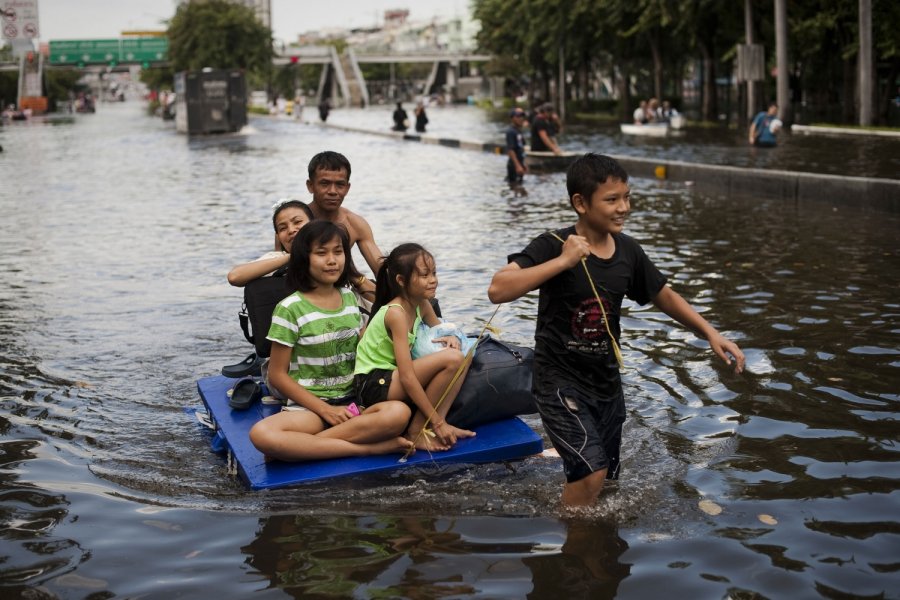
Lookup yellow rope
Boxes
[549,231,625,372]
[399,303,503,462]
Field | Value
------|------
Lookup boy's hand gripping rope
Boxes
[548,231,626,372]
[398,303,503,463]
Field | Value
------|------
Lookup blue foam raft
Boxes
[196,375,544,490]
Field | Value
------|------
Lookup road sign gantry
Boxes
[48,38,169,67]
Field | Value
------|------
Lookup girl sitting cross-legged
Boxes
[249,221,414,461]
[354,243,476,451]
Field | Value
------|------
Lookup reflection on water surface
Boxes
[0,103,897,598]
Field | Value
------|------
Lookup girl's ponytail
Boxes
[370,256,392,317]
[370,243,432,317]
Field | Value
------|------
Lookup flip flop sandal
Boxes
[221,353,263,378]
[228,378,262,410]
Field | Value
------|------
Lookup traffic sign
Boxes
[1,0,40,41]
[120,38,168,63]
[49,38,169,65]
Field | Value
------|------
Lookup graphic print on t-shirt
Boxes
[567,296,612,357]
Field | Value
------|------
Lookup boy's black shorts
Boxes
[536,385,626,484]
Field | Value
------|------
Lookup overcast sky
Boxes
[36,0,472,42]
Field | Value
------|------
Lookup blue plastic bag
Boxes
[411,322,476,359]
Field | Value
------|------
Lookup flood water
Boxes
[326,103,900,180]
[1,103,898,598]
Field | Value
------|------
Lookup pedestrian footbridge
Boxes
[274,45,492,108]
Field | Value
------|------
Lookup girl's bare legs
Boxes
[250,401,413,462]
[387,349,476,450]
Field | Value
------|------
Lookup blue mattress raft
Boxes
[195,374,544,490]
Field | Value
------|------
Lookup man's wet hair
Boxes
[308,151,351,180]
[566,153,629,207]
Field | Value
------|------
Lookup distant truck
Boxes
[174,69,247,135]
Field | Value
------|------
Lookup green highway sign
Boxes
[120,38,169,63]
[49,38,169,65]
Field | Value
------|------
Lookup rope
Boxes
[548,231,625,372]
[399,303,503,462]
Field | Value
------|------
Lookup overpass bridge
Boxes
[2,39,493,109]
[274,45,493,107]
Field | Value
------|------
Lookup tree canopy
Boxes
[472,0,900,125]
[167,0,273,73]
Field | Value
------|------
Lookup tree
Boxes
[167,0,273,73]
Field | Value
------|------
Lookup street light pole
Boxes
[858,0,872,126]
[774,0,790,123]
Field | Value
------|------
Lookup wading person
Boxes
[749,101,781,147]
[505,108,528,185]
[531,103,563,155]
[488,153,745,508]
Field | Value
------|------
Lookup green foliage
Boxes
[44,69,82,103]
[0,71,16,107]
[470,0,897,124]
[167,0,273,73]
[140,66,175,91]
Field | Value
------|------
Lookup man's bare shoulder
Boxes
[343,208,374,236]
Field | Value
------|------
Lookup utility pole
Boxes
[745,0,756,119]
[774,0,790,123]
[558,42,566,123]
[858,0,873,126]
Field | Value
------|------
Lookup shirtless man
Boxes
[305,151,383,280]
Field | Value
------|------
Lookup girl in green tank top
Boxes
[354,243,476,452]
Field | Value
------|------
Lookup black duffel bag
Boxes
[446,336,538,430]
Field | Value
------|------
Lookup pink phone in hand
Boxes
[347,402,360,417]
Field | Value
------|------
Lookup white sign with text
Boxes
[1,0,40,41]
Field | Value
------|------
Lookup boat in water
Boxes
[525,150,579,171]
[620,122,669,137]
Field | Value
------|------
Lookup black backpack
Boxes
[239,268,292,358]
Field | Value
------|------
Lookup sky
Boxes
[35,0,472,43]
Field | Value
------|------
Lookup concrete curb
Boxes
[610,156,900,213]
[320,121,900,213]
[792,124,900,139]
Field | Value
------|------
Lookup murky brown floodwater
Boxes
[0,102,898,598]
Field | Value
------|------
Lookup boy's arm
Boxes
[488,234,590,303]
[652,285,745,374]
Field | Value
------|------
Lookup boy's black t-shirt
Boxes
[509,226,667,400]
